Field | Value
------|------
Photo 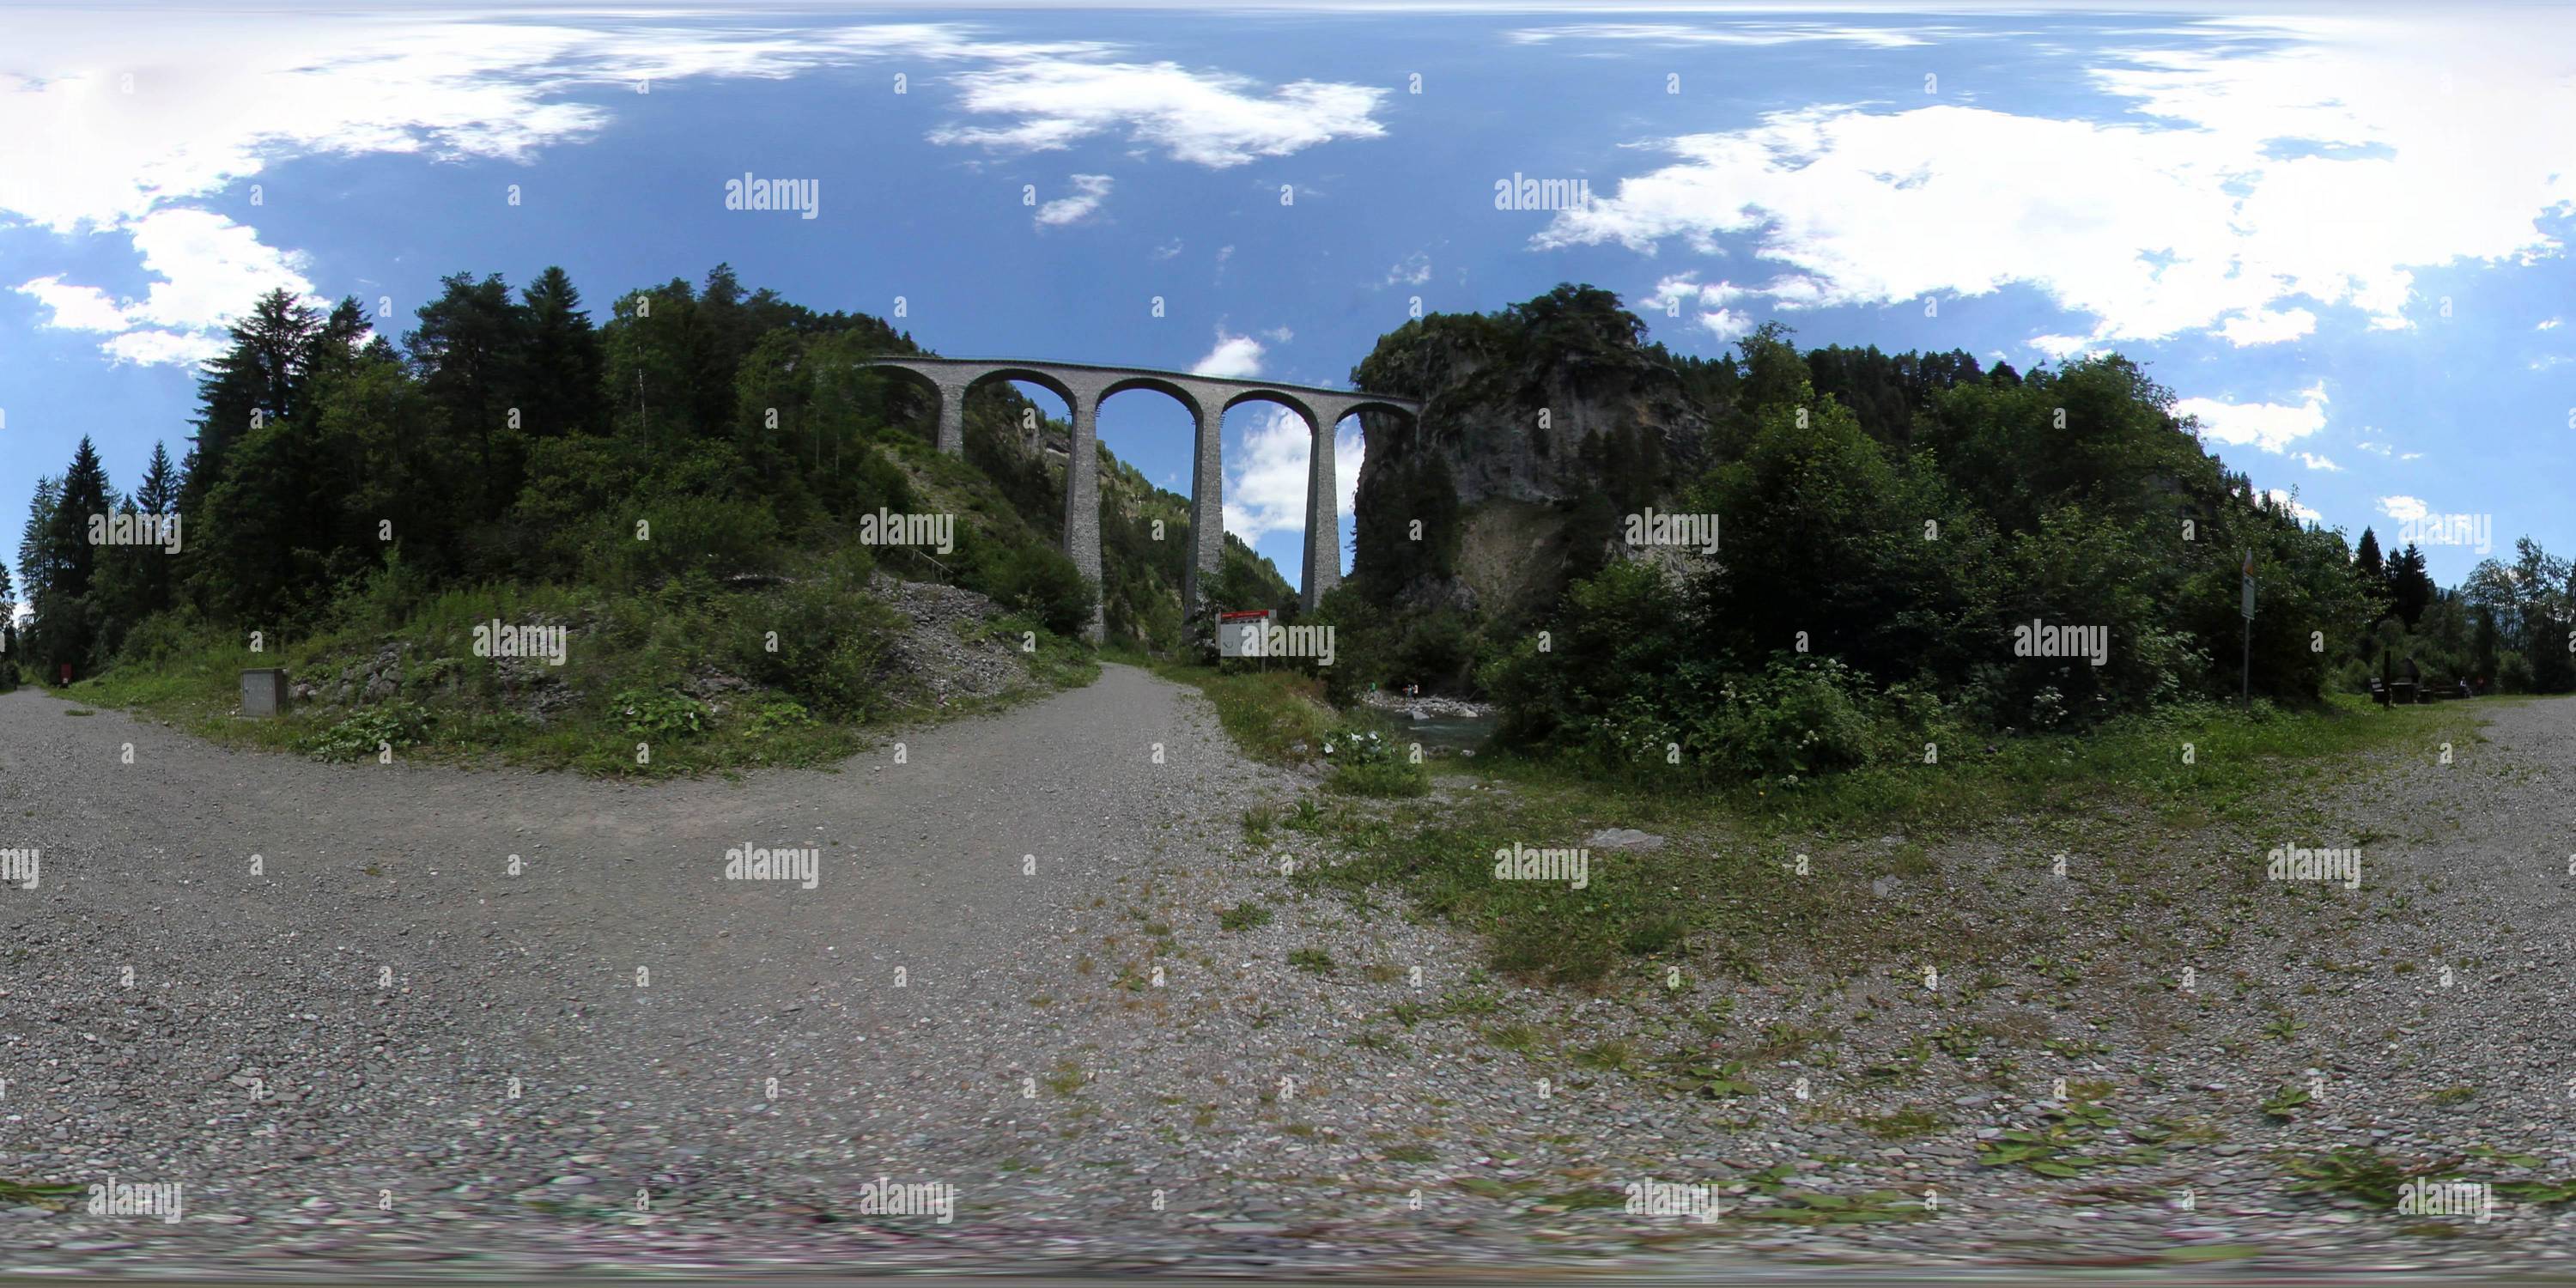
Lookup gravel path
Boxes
[3,675,2575,1277]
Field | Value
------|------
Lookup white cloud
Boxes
[0,19,1113,236]
[2217,307,2318,346]
[2265,488,2323,523]
[16,207,317,364]
[1534,15,2576,348]
[1643,273,1756,340]
[2173,381,2330,455]
[101,329,228,367]
[0,15,1385,365]
[2294,452,2342,471]
[928,61,1386,167]
[16,277,131,331]
[2028,334,2095,360]
[1261,325,1294,343]
[1224,406,1364,550]
[2540,317,2564,330]
[1151,238,1183,260]
[1033,173,1111,227]
[1191,331,1266,379]
[1383,252,1432,287]
[2378,495,2431,522]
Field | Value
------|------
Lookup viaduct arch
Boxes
[860,355,1423,641]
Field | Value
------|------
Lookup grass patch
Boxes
[0,1180,82,1211]
[1217,902,1273,932]
[1150,662,1338,766]
[1267,696,2495,987]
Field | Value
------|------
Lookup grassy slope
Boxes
[64,433,1108,778]
[66,573,1097,778]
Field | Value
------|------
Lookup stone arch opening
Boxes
[860,363,951,450]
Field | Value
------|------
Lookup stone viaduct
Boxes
[860,356,1423,641]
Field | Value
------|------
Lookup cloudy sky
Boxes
[6,2,2572,592]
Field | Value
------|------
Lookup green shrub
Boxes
[112,609,216,666]
[975,543,1095,639]
[299,702,434,762]
[1680,654,1887,781]
[738,695,817,736]
[1321,721,1432,796]
[609,688,710,741]
[730,578,902,720]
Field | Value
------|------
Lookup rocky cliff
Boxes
[1346,285,1713,618]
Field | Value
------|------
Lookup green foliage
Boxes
[1323,722,1431,797]
[1343,283,2560,786]
[962,535,1094,639]
[609,688,710,741]
[298,702,434,762]
[728,570,902,720]
[1217,902,1273,932]
[1151,663,1339,765]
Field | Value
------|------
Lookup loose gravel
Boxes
[3,675,2573,1277]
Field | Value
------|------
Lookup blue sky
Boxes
[7,3,2573,601]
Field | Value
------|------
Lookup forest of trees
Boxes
[7,264,1282,690]
[9,274,2566,787]
[1324,289,2575,781]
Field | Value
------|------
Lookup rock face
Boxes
[1350,291,1712,513]
[1346,286,1711,617]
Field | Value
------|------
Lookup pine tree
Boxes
[2354,526,2385,583]
[136,441,179,515]
[406,271,527,516]
[182,288,324,513]
[17,476,59,614]
[49,437,112,604]
[2387,543,2437,628]
[520,266,605,437]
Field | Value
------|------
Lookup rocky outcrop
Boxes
[1350,289,1712,513]
[1346,285,1712,617]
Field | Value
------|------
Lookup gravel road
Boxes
[4,674,2576,1277]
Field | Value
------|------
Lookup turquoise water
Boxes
[1400,710,1502,752]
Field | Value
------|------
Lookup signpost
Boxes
[2239,549,2256,709]
[1216,609,1273,663]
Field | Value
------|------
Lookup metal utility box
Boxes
[240,668,292,718]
